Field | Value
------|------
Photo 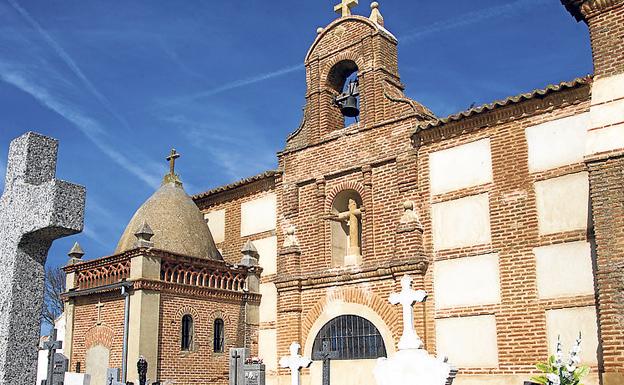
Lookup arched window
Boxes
[311,315,386,360]
[213,318,225,353]
[330,190,363,266]
[181,315,193,351]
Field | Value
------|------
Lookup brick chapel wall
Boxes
[156,293,248,385]
[69,293,126,375]
[415,89,599,382]
[586,2,624,79]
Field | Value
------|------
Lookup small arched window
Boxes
[181,315,193,351]
[213,318,225,353]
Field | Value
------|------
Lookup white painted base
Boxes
[64,372,91,385]
[374,349,451,385]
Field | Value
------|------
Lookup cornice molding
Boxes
[562,0,624,21]
[134,279,262,305]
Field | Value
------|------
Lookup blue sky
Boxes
[0,0,592,270]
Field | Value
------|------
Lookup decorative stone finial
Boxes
[68,242,84,260]
[283,225,300,248]
[163,148,182,186]
[134,220,154,247]
[240,240,259,266]
[369,1,384,26]
[334,0,358,17]
[399,200,420,224]
[316,27,324,34]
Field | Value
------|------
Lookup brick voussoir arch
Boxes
[301,286,401,348]
[175,306,200,323]
[84,324,115,350]
[325,181,368,212]
[321,51,367,85]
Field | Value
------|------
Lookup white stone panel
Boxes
[590,98,624,128]
[436,315,498,368]
[85,345,110,385]
[434,254,501,309]
[254,236,277,276]
[592,73,624,104]
[241,193,276,236]
[259,282,277,323]
[586,123,624,155]
[546,307,599,365]
[258,328,278,372]
[535,241,595,299]
[429,139,493,195]
[204,209,225,244]
[535,172,589,235]
[525,114,588,172]
[432,194,492,250]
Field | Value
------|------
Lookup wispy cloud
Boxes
[166,63,304,104]
[6,0,130,129]
[399,0,548,43]
[0,66,163,189]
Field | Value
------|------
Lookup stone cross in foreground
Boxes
[0,132,85,385]
[389,275,427,350]
[279,342,311,385]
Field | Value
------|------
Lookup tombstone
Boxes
[0,132,85,385]
[63,372,91,385]
[51,353,69,385]
[137,356,148,385]
[42,329,64,385]
[243,360,265,385]
[105,368,120,385]
[229,348,250,385]
[317,341,337,385]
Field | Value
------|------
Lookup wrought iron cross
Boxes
[320,340,338,385]
[43,329,62,385]
[334,0,358,17]
[231,350,241,384]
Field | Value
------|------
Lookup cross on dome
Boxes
[163,148,182,185]
[334,0,358,17]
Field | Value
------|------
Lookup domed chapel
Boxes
[61,1,624,385]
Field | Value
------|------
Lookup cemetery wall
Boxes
[415,84,600,384]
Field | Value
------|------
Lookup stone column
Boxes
[0,132,85,385]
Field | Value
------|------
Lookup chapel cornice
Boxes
[133,279,262,305]
[561,0,624,21]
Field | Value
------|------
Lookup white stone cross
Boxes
[279,342,312,385]
[0,132,85,385]
[96,300,104,325]
[389,275,427,350]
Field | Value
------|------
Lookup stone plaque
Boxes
[244,363,265,385]
[229,348,249,385]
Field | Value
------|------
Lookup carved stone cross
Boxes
[334,0,358,17]
[96,300,104,325]
[166,148,180,176]
[279,342,312,385]
[43,328,63,385]
[0,132,85,385]
[334,199,363,258]
[389,275,427,350]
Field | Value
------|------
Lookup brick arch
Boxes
[301,286,401,353]
[325,181,367,212]
[305,16,392,64]
[175,306,200,323]
[84,324,115,350]
[321,52,367,91]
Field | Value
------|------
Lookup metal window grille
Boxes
[311,315,387,360]
[181,315,193,351]
[213,318,225,353]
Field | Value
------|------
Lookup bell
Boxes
[340,94,360,118]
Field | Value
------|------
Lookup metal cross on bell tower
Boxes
[334,0,358,17]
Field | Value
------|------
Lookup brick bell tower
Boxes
[284,1,436,151]
[561,1,624,385]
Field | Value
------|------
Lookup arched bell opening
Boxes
[326,60,360,130]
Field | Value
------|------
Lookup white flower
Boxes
[547,373,561,385]
[566,364,576,372]
[572,345,581,354]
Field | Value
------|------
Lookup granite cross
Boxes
[279,342,312,385]
[165,148,180,176]
[0,132,85,385]
[320,340,337,385]
[334,0,358,17]
[43,329,62,385]
[389,275,427,350]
